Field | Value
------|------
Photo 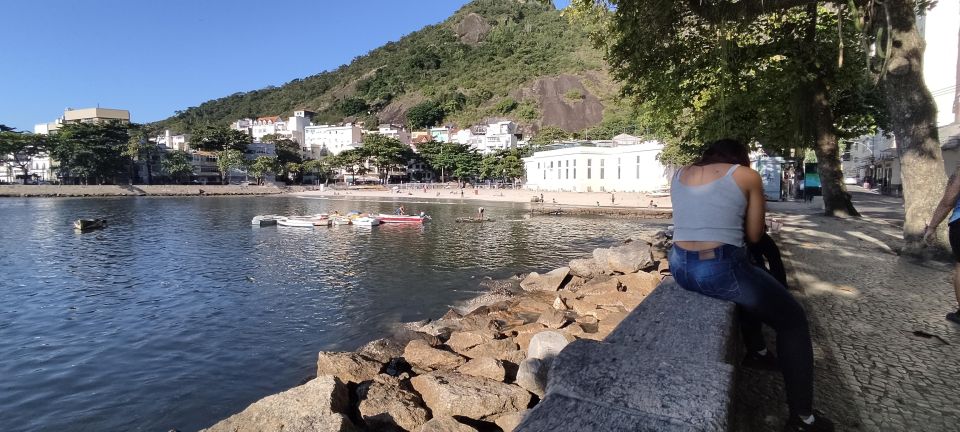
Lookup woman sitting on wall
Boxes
[668,139,833,431]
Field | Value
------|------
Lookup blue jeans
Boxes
[669,244,814,417]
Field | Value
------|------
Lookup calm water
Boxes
[0,195,663,431]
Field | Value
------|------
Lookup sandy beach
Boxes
[295,186,673,209]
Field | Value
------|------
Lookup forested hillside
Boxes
[151,0,630,135]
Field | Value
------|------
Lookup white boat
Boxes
[331,216,352,225]
[277,216,316,227]
[377,213,430,224]
[251,215,282,226]
[352,216,381,227]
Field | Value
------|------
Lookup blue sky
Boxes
[0,0,570,131]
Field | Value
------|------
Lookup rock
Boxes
[499,349,528,365]
[201,376,354,432]
[494,411,527,432]
[593,243,654,274]
[454,12,491,46]
[516,358,548,397]
[445,331,492,355]
[357,338,405,364]
[403,339,466,371]
[527,331,570,361]
[520,267,570,292]
[576,276,622,296]
[580,291,644,311]
[419,417,478,432]
[536,308,570,329]
[568,258,604,279]
[512,297,554,315]
[562,323,586,338]
[615,271,660,297]
[552,296,568,311]
[457,357,507,382]
[516,330,545,352]
[462,338,520,359]
[657,259,670,279]
[441,308,463,320]
[358,374,429,432]
[410,371,532,421]
[316,352,384,384]
[565,298,597,316]
[561,275,587,291]
[508,322,547,336]
[417,319,460,339]
[651,248,668,261]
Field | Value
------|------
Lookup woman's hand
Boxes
[923,224,938,245]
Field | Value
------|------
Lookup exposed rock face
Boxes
[357,374,429,432]
[403,339,466,371]
[411,371,532,421]
[202,376,354,432]
[520,267,570,292]
[518,74,606,132]
[593,242,654,274]
[316,352,383,384]
[568,258,604,279]
[457,357,507,382]
[419,416,478,432]
[455,12,492,45]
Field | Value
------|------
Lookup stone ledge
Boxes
[516,280,739,432]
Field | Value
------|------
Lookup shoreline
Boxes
[0,184,285,197]
[202,231,672,431]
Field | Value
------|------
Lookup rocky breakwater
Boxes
[202,231,672,432]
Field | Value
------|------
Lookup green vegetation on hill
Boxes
[152,0,613,134]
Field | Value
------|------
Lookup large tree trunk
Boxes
[803,4,859,216]
[880,1,946,255]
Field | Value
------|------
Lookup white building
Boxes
[473,121,518,154]
[155,130,190,152]
[452,128,477,146]
[429,126,452,143]
[304,123,363,156]
[246,110,313,143]
[373,124,411,145]
[523,138,670,192]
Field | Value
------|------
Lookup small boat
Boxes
[377,214,431,224]
[331,216,352,225]
[277,216,316,228]
[313,218,332,227]
[74,219,107,231]
[251,215,282,226]
[352,216,381,227]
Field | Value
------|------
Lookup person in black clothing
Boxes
[749,232,788,288]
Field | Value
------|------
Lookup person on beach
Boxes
[478,207,485,220]
[668,139,833,431]
[922,169,960,325]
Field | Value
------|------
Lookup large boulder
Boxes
[516,358,548,397]
[568,258,604,279]
[202,376,354,432]
[419,417,478,432]
[565,298,598,316]
[527,331,570,361]
[410,371,532,421]
[494,411,528,432]
[316,352,383,384]
[593,243,654,274]
[535,308,569,329]
[516,331,570,397]
[445,330,492,355]
[357,338,405,364]
[454,12,491,46]
[576,276,622,296]
[462,338,520,360]
[403,339,466,371]
[358,374,429,432]
[615,271,661,297]
[457,357,507,382]
[520,267,570,292]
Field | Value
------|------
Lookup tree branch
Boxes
[685,0,860,22]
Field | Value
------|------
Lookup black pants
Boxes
[748,233,788,287]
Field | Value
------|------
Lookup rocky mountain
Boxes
[151,0,622,135]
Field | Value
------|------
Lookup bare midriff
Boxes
[675,240,726,251]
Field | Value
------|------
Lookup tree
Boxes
[406,100,445,129]
[161,150,195,183]
[283,161,303,184]
[273,138,303,165]
[190,124,251,152]
[215,149,246,184]
[0,130,46,184]
[360,133,412,184]
[571,0,944,252]
[49,122,131,184]
[248,156,280,185]
[303,157,336,185]
[123,124,162,184]
[333,149,369,184]
[479,148,527,183]
[530,126,571,145]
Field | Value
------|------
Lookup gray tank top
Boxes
[671,164,747,247]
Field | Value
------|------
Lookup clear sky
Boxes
[0,0,570,131]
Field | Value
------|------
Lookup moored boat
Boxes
[352,216,381,226]
[251,215,282,226]
[377,214,430,224]
[331,216,352,225]
[74,219,107,231]
[277,216,316,227]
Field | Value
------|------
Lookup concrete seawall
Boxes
[529,205,673,219]
[0,185,285,197]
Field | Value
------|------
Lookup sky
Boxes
[0,0,571,131]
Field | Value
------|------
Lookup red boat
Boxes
[377,214,431,224]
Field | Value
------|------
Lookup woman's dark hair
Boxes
[694,138,750,167]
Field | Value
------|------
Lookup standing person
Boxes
[922,169,960,325]
[669,139,833,431]
[478,206,485,220]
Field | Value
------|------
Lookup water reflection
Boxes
[0,196,664,431]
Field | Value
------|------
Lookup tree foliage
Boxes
[49,123,131,184]
[406,101,446,129]
[190,124,251,152]
[359,133,414,183]
[0,130,47,183]
[161,150,194,183]
[215,149,246,184]
[248,156,280,185]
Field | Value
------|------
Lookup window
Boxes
[566,168,569,179]
[550,161,553,169]
[587,159,592,179]
[600,159,605,179]
[587,168,592,179]
[573,168,576,179]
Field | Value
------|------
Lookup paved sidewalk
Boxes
[734,188,960,431]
